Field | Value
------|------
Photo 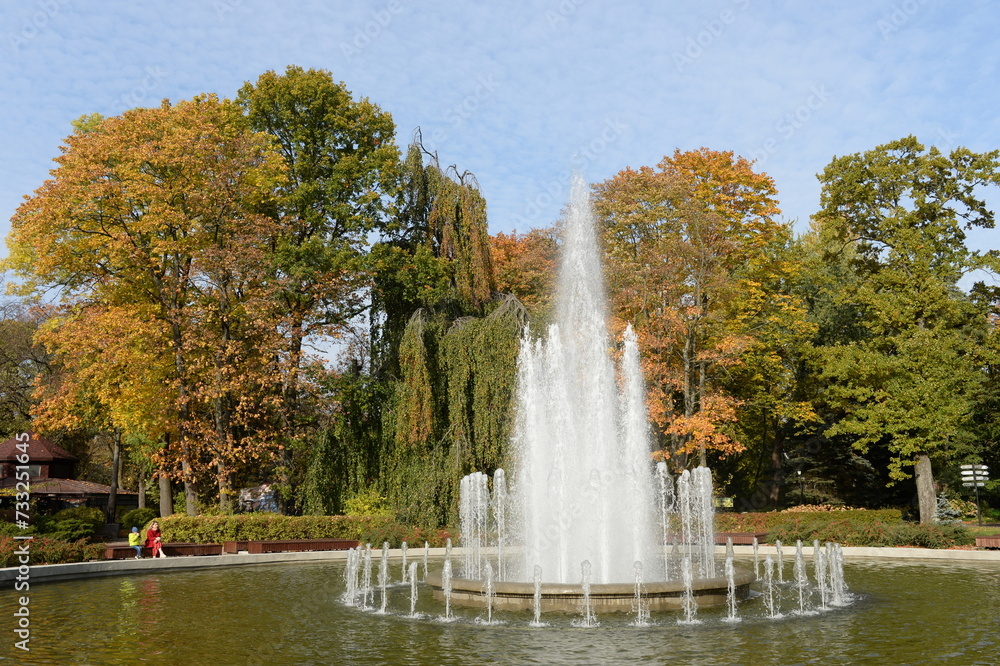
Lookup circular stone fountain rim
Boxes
[426,567,756,596]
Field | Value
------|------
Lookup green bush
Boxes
[767,519,974,548]
[120,508,158,532]
[0,536,104,566]
[715,508,903,533]
[33,506,105,541]
[157,513,453,547]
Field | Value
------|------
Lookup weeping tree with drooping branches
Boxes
[304,133,524,525]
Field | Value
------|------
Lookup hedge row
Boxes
[715,508,903,533]
[0,536,105,567]
[157,514,453,548]
[767,520,973,549]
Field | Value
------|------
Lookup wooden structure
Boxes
[105,542,224,559]
[975,535,1000,549]
[0,433,137,512]
[224,538,359,554]
[714,532,769,545]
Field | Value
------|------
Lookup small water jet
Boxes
[724,556,740,623]
[343,547,360,606]
[577,560,598,628]
[483,561,495,625]
[679,556,699,625]
[409,562,420,617]
[360,544,373,610]
[631,561,650,627]
[530,565,544,627]
[794,540,809,615]
[775,539,785,583]
[441,557,453,621]
[378,542,390,614]
[401,541,408,583]
[763,555,780,619]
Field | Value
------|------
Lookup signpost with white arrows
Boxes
[960,464,989,526]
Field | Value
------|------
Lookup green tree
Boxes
[237,66,400,510]
[0,299,48,437]
[814,136,1000,523]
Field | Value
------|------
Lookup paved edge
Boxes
[3,544,999,586]
[0,547,449,585]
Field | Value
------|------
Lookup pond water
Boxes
[3,558,999,664]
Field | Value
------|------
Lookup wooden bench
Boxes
[104,542,223,559]
[975,535,1000,549]
[715,532,768,545]
[222,538,359,554]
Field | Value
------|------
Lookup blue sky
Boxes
[2,0,999,280]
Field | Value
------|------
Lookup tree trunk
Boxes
[138,477,146,510]
[106,432,121,522]
[698,361,707,467]
[159,474,173,518]
[218,459,233,512]
[182,458,199,516]
[915,452,936,525]
[768,422,783,508]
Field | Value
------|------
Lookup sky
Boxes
[1,0,999,284]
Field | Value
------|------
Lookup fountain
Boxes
[426,175,754,612]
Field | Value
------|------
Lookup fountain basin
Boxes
[426,567,756,612]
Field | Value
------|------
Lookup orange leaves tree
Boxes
[594,148,814,478]
[4,95,289,514]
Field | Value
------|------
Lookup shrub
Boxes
[0,536,104,566]
[715,508,903,533]
[344,488,394,519]
[33,506,105,541]
[766,519,974,548]
[156,513,453,547]
[120,508,158,532]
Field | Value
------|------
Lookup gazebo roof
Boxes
[0,476,131,496]
[0,433,79,462]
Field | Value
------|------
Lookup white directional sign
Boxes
[960,464,989,487]
[959,464,989,524]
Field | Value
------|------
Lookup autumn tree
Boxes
[814,136,1000,524]
[4,95,287,515]
[594,148,813,481]
[490,226,559,324]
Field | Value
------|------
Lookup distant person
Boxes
[145,521,167,558]
[128,526,143,559]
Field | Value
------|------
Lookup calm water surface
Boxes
[2,558,998,665]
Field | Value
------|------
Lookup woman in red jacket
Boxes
[145,521,167,558]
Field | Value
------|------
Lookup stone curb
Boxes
[0,547,451,585]
[3,544,998,586]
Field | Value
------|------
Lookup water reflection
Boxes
[1,559,997,664]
